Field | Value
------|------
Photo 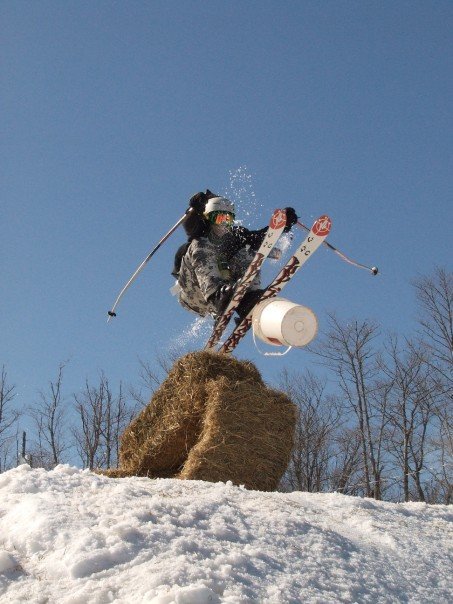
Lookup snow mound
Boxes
[0,464,451,603]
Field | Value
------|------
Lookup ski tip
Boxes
[270,208,287,230]
[371,266,379,276]
[313,215,332,236]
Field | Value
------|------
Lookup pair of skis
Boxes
[205,211,332,354]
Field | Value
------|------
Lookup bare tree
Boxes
[380,338,439,502]
[0,431,18,472]
[313,315,387,499]
[411,267,452,503]
[330,427,363,495]
[73,376,107,470]
[279,369,342,493]
[29,363,69,468]
[72,374,138,470]
[413,267,453,382]
[0,366,20,472]
[100,382,137,469]
[428,401,453,503]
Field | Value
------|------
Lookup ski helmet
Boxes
[204,196,235,216]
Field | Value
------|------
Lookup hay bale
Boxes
[95,468,135,478]
[119,351,264,477]
[114,350,296,490]
[178,375,296,491]
[95,467,175,479]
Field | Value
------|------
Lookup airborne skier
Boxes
[171,190,298,320]
[108,191,375,345]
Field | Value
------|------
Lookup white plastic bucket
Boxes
[252,297,318,347]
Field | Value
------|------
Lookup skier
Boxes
[171,190,298,320]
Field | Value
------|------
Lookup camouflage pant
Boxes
[177,237,260,317]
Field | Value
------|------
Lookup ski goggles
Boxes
[207,211,235,225]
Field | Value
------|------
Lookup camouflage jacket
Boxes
[176,232,261,317]
[172,223,268,279]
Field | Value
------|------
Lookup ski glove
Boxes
[235,288,264,320]
[188,189,218,215]
[189,192,208,215]
[283,207,298,232]
[207,282,235,315]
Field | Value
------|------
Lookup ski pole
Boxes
[297,220,378,275]
[107,207,194,320]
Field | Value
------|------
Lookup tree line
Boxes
[1,267,451,503]
[280,267,452,503]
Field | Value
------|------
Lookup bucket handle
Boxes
[252,330,293,356]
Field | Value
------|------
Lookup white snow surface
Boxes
[0,465,451,604]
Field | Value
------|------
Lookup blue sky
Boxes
[1,1,452,432]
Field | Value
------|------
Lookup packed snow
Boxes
[0,465,451,603]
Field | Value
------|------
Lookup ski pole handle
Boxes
[296,220,378,275]
[107,207,194,320]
